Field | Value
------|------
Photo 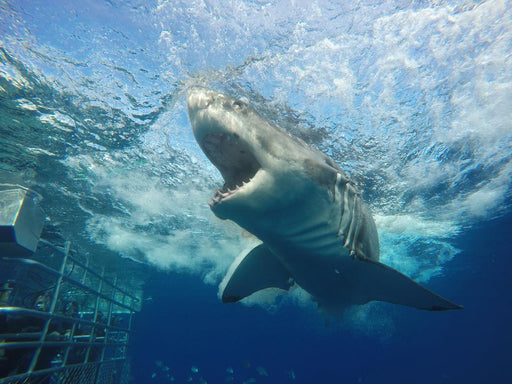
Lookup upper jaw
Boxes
[186,87,262,207]
[187,87,232,145]
[202,130,262,208]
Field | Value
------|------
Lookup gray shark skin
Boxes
[186,87,462,315]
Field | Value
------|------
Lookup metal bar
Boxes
[27,241,70,373]
[0,340,129,349]
[93,273,115,384]
[124,296,134,362]
[85,266,105,364]
[0,307,133,333]
[1,358,126,383]
[61,319,78,367]
[81,253,90,286]
[104,275,116,359]
[93,271,107,383]
[0,332,42,339]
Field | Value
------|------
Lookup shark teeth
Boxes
[208,180,251,207]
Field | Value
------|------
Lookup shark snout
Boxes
[186,87,215,111]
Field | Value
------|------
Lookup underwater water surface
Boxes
[1,0,511,383]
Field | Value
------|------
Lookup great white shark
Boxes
[186,87,462,315]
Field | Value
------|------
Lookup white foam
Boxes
[374,214,460,239]
[62,152,249,284]
[375,214,461,282]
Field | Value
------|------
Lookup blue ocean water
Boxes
[131,214,512,384]
[1,0,511,383]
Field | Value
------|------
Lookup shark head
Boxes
[186,87,338,228]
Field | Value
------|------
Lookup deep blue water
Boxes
[131,213,512,384]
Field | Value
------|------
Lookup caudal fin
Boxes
[350,258,462,311]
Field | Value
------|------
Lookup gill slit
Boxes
[335,173,362,257]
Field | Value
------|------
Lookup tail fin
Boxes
[350,258,462,311]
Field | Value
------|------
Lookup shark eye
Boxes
[232,99,247,110]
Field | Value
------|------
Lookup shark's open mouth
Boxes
[201,132,261,206]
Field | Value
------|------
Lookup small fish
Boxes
[151,373,156,379]
[256,366,268,377]
[191,366,199,374]
[226,367,234,375]
[287,370,295,380]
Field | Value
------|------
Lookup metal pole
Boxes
[27,241,70,373]
[85,265,104,365]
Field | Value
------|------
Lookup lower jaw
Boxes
[208,197,222,207]
[208,201,228,220]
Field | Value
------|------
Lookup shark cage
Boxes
[0,186,142,384]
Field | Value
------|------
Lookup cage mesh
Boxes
[1,236,140,384]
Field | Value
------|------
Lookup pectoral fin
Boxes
[351,258,463,311]
[222,244,293,303]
